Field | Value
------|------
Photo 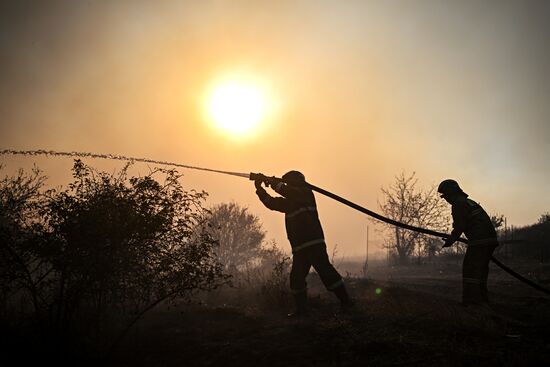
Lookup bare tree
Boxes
[378,172,450,264]
[491,213,505,230]
[207,202,266,273]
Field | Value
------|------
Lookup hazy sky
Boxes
[1,0,549,258]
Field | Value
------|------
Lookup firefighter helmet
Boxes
[438,179,466,196]
[282,170,306,184]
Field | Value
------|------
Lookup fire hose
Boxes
[1,149,549,296]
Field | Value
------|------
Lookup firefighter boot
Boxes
[288,291,308,318]
[333,284,354,311]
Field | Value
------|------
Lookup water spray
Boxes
[0,149,251,179]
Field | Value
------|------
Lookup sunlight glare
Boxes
[207,79,267,136]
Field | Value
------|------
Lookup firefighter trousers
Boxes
[462,243,498,305]
[290,243,344,296]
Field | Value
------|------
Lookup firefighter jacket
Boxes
[451,195,498,246]
[256,182,325,253]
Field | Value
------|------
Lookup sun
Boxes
[206,78,267,136]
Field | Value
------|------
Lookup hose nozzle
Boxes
[249,172,266,181]
[249,173,285,188]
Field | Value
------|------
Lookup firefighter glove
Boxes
[267,176,282,188]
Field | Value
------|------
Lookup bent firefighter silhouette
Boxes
[438,179,499,306]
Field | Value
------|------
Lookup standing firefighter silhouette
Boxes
[438,179,499,306]
[254,171,353,316]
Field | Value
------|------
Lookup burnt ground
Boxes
[103,261,550,367]
[3,261,549,367]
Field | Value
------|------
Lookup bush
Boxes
[0,161,228,356]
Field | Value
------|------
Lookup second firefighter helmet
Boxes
[438,179,466,197]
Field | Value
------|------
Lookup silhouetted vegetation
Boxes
[378,172,450,264]
[206,202,267,274]
[205,202,292,310]
[495,213,550,263]
[1,161,228,361]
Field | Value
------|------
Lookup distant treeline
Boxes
[495,213,550,263]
